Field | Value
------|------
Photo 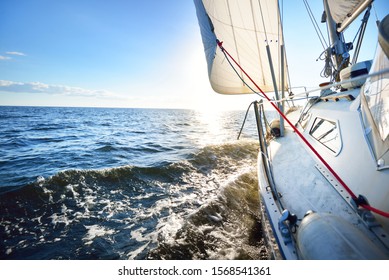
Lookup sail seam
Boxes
[251,0,266,86]
[226,0,244,87]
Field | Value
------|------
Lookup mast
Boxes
[323,0,350,81]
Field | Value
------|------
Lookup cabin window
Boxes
[309,117,342,154]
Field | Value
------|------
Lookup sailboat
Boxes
[193,0,389,259]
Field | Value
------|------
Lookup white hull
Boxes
[258,87,389,259]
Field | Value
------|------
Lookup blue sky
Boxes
[0,0,388,110]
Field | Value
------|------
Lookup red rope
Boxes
[216,40,389,219]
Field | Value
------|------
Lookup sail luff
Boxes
[193,0,217,79]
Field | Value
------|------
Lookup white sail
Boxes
[361,14,389,169]
[326,0,373,32]
[194,0,288,95]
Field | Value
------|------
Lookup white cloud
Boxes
[6,51,26,56]
[0,51,26,61]
[0,80,119,99]
[0,80,16,86]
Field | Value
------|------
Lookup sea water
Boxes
[0,106,270,260]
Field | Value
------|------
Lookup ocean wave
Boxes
[0,140,268,259]
[95,144,118,152]
[147,170,268,260]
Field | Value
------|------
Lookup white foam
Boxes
[130,227,147,242]
[65,184,79,198]
[126,241,150,260]
[49,213,70,227]
[82,225,115,245]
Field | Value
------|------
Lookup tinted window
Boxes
[309,118,341,154]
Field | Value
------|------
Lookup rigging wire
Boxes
[372,2,380,26]
[303,0,328,50]
[352,21,364,45]
[351,6,371,65]
[257,0,269,43]
[237,101,255,140]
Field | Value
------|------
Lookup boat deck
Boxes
[269,126,359,222]
[260,106,389,258]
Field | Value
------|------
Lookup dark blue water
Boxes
[0,106,269,260]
